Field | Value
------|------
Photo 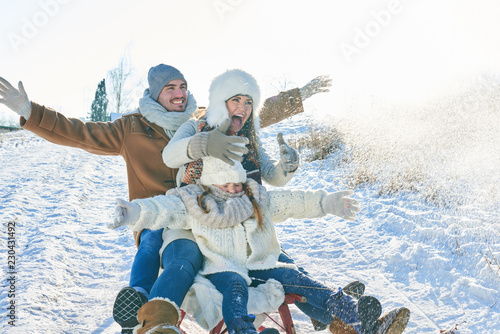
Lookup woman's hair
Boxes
[197,186,210,213]
[237,112,260,165]
[243,183,263,229]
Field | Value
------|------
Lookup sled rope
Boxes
[248,277,364,298]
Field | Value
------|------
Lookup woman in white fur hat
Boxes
[159,69,329,327]
[162,68,299,188]
[155,69,410,333]
[111,155,398,334]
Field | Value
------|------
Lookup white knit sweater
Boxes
[131,179,327,284]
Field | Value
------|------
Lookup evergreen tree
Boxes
[89,79,109,121]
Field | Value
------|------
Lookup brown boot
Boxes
[135,298,181,334]
[328,316,357,334]
[376,307,410,334]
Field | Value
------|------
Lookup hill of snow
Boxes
[0,107,499,333]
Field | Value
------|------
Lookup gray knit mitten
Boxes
[277,133,299,174]
[0,78,31,119]
[188,119,248,165]
[299,75,332,101]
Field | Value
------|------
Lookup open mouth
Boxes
[231,114,244,129]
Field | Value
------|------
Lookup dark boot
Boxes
[135,299,181,334]
[343,281,365,299]
[357,296,382,334]
[227,315,258,334]
[312,281,366,331]
[112,287,148,334]
[259,329,279,334]
[311,318,328,332]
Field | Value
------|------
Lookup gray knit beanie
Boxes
[148,64,187,101]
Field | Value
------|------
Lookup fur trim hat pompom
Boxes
[206,69,261,128]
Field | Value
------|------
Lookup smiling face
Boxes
[157,79,188,112]
[225,95,253,134]
[213,182,244,194]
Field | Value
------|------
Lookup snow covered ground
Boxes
[0,105,499,333]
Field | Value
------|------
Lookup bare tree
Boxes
[107,49,137,114]
[270,73,296,93]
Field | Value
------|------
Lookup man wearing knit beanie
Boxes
[148,64,186,101]
[0,66,333,334]
[147,64,188,112]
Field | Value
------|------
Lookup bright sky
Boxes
[2,0,500,120]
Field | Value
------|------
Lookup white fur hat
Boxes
[199,156,247,186]
[206,69,261,128]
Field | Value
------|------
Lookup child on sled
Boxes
[111,154,409,334]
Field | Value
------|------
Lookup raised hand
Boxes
[0,77,31,118]
[108,198,141,229]
[299,75,332,101]
[188,118,249,165]
[277,132,299,174]
[321,190,361,221]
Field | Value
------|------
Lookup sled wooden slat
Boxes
[176,293,305,334]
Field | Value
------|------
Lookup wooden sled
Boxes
[178,293,306,334]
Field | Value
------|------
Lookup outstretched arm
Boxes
[0,77,31,119]
[259,75,332,128]
[109,194,189,231]
[0,77,127,155]
[268,188,360,223]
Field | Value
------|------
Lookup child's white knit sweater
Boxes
[130,179,327,284]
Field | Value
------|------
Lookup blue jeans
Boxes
[129,229,164,295]
[250,268,360,330]
[278,252,332,324]
[149,238,203,306]
[208,268,361,332]
[208,272,250,329]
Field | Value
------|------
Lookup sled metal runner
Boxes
[177,293,306,334]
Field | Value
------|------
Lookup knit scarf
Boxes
[181,119,261,186]
[167,180,266,229]
[138,88,197,137]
